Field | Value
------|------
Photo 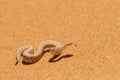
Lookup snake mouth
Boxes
[15,56,19,65]
[15,61,19,65]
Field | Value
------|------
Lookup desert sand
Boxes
[0,0,120,80]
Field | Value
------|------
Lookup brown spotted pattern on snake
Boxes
[16,40,74,64]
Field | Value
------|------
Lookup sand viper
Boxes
[16,40,74,64]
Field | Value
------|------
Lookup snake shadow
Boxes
[22,54,73,65]
[48,54,73,63]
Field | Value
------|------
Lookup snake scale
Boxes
[16,40,74,64]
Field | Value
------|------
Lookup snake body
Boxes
[16,40,73,64]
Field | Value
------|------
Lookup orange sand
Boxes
[0,0,120,80]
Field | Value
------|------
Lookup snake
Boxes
[16,40,74,64]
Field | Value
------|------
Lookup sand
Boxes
[0,0,120,80]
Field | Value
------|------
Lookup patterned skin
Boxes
[16,40,74,64]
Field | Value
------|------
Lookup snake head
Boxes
[49,47,64,56]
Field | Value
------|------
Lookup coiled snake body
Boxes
[16,40,73,64]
